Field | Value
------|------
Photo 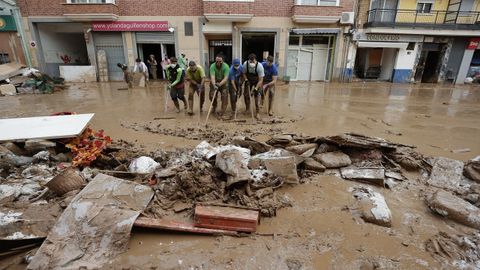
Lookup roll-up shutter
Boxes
[93,32,125,81]
[135,32,175,44]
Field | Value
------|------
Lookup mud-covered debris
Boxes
[426,190,480,229]
[216,149,251,187]
[314,151,352,168]
[314,143,338,154]
[464,156,480,183]
[250,150,299,184]
[32,151,50,162]
[285,143,317,155]
[427,157,465,192]
[24,139,56,154]
[129,156,160,174]
[387,146,425,171]
[322,133,408,150]
[28,174,154,269]
[351,186,392,227]
[231,137,272,155]
[341,167,385,186]
[303,158,326,172]
[425,231,480,268]
[194,205,259,232]
[266,134,293,145]
[0,153,34,168]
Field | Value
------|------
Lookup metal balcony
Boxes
[365,9,480,29]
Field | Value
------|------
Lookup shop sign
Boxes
[366,34,400,41]
[92,21,169,32]
[467,38,480,50]
[353,32,422,42]
[0,15,17,32]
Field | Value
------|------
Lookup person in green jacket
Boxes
[209,54,230,117]
[178,53,187,70]
[166,57,187,113]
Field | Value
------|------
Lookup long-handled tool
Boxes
[250,86,256,122]
[164,84,169,113]
[264,85,269,115]
[205,87,219,126]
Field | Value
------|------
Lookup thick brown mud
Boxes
[1,81,479,269]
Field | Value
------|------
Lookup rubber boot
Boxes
[173,100,180,113]
[188,98,194,115]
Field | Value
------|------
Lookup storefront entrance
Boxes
[136,32,176,79]
[287,34,335,81]
[415,43,444,83]
[242,32,275,62]
[208,39,232,66]
[354,47,398,81]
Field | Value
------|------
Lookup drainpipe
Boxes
[10,5,32,68]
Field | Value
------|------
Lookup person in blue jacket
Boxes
[228,58,244,118]
[262,55,278,116]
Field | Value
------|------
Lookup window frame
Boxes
[416,1,433,14]
[296,0,340,7]
[66,0,116,4]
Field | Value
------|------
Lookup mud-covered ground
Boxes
[1,81,480,269]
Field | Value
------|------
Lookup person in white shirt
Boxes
[133,58,149,82]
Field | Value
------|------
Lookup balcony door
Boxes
[370,0,398,22]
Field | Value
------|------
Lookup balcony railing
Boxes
[366,9,480,29]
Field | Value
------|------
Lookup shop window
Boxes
[302,36,329,46]
[184,22,193,36]
[296,0,338,6]
[289,35,300,46]
[416,1,433,13]
[0,53,10,64]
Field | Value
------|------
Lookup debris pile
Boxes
[426,231,480,267]
[1,119,480,269]
[0,68,66,96]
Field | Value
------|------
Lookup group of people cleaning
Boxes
[166,53,278,119]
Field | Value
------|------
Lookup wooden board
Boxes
[194,205,259,233]
[134,217,238,236]
[0,113,94,142]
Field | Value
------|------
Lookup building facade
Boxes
[0,0,30,69]
[17,0,356,82]
[350,0,480,83]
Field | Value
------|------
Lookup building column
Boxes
[456,49,474,84]
[392,45,418,83]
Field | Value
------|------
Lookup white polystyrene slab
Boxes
[0,113,94,142]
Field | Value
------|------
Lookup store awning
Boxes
[357,41,408,49]
[291,28,340,35]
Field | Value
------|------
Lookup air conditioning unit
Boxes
[340,12,354,25]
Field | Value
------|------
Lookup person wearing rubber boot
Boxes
[242,53,264,119]
[166,57,187,113]
[209,54,230,117]
[262,56,278,116]
[228,58,244,119]
[186,60,206,115]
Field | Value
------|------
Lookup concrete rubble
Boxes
[351,186,392,227]
[426,189,480,229]
[0,127,478,269]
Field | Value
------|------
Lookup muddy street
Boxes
[1,81,480,270]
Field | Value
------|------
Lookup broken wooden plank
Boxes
[0,114,94,142]
[134,217,238,236]
[194,205,259,233]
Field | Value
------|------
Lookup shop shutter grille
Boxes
[135,32,175,44]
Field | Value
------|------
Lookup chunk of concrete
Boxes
[341,167,385,186]
[216,149,251,187]
[285,143,318,155]
[0,84,16,96]
[24,140,56,153]
[250,150,299,184]
[303,158,326,172]
[352,187,392,227]
[464,156,480,183]
[314,151,352,168]
[427,157,464,191]
[266,134,293,145]
[427,190,480,229]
